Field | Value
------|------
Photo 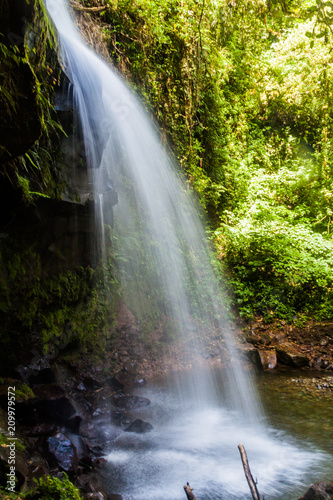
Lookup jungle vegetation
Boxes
[78,0,333,323]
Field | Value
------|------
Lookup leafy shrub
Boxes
[219,218,333,320]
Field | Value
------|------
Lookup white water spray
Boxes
[44,1,330,498]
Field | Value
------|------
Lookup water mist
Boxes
[44,1,330,498]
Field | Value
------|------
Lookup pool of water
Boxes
[102,367,333,500]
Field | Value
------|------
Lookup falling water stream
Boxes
[44,1,332,498]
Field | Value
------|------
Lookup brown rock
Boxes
[271,331,288,345]
[276,343,309,368]
[260,331,275,345]
[258,350,277,371]
[244,333,261,345]
[246,348,277,371]
[113,371,134,390]
[298,481,333,499]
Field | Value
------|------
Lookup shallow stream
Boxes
[103,367,333,500]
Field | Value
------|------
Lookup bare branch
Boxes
[238,444,261,500]
[184,482,197,500]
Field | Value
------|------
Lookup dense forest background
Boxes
[1,0,333,369]
[79,0,333,324]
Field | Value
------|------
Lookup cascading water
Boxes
[44,1,331,498]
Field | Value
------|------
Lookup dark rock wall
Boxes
[0,0,43,163]
[0,0,117,375]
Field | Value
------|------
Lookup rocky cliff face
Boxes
[0,0,117,375]
[0,0,43,164]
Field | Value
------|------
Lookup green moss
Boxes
[0,0,65,202]
[14,384,34,402]
[0,236,118,372]
[23,474,82,500]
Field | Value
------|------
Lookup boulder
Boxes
[124,419,154,433]
[112,371,135,390]
[258,350,277,371]
[271,331,288,345]
[46,432,78,472]
[298,481,333,499]
[245,347,277,371]
[276,343,309,368]
[244,332,262,345]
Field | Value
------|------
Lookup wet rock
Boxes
[112,371,135,390]
[108,495,123,500]
[84,494,105,500]
[111,410,126,427]
[67,433,92,468]
[258,350,277,371]
[46,432,78,472]
[109,376,125,392]
[123,361,137,375]
[298,481,333,499]
[245,347,277,370]
[245,332,261,345]
[276,343,309,368]
[111,395,150,411]
[242,344,259,361]
[124,418,154,433]
[28,452,49,480]
[134,378,147,387]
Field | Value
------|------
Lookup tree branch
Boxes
[238,444,261,500]
[184,482,197,500]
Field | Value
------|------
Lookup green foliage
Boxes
[91,0,333,322]
[218,219,333,320]
[305,0,333,45]
[24,474,81,500]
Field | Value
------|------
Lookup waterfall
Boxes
[44,0,260,419]
[44,1,329,498]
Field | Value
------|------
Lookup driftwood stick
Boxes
[238,444,260,500]
[184,482,197,500]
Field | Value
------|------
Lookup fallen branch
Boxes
[184,482,197,500]
[238,444,261,500]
